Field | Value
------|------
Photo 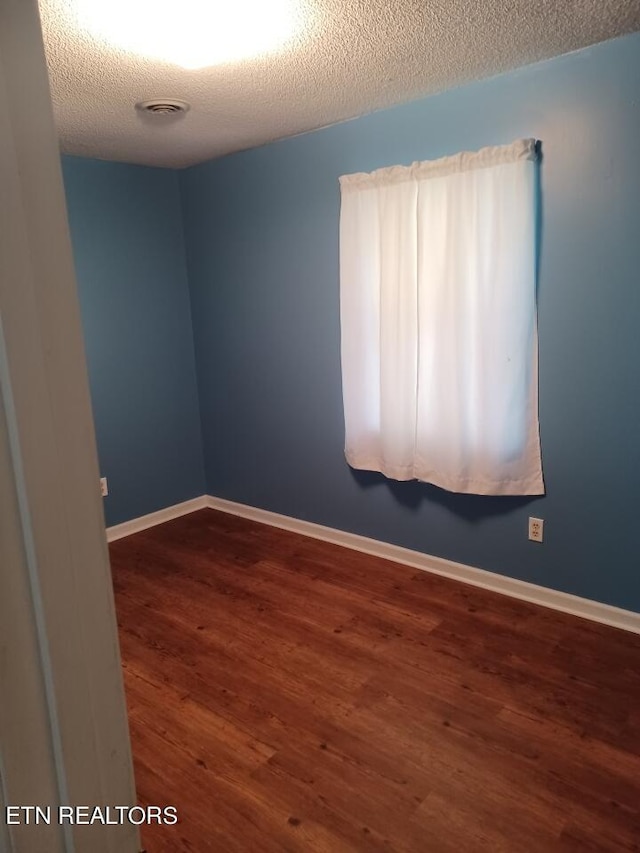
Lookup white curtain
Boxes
[339,139,544,496]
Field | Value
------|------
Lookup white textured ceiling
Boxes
[39,0,640,169]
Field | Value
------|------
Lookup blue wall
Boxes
[180,33,640,612]
[63,158,204,526]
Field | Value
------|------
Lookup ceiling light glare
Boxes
[72,0,305,69]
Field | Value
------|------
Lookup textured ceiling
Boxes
[39,0,640,169]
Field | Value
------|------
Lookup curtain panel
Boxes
[339,139,544,496]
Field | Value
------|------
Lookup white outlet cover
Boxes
[528,516,543,542]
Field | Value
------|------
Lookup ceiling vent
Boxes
[136,99,190,115]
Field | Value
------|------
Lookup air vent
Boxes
[136,99,190,115]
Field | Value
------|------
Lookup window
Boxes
[339,139,543,496]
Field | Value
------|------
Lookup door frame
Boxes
[0,2,139,851]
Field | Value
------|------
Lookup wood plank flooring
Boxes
[109,508,640,852]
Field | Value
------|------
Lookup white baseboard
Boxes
[106,496,208,542]
[106,494,640,634]
[205,495,640,635]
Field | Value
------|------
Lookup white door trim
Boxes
[0,3,139,851]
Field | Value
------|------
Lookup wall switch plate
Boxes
[100,477,108,497]
[528,517,543,543]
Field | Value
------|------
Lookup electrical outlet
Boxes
[100,477,108,497]
[528,517,543,543]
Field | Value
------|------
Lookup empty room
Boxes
[2,1,640,852]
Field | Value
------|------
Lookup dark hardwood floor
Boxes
[109,508,640,852]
